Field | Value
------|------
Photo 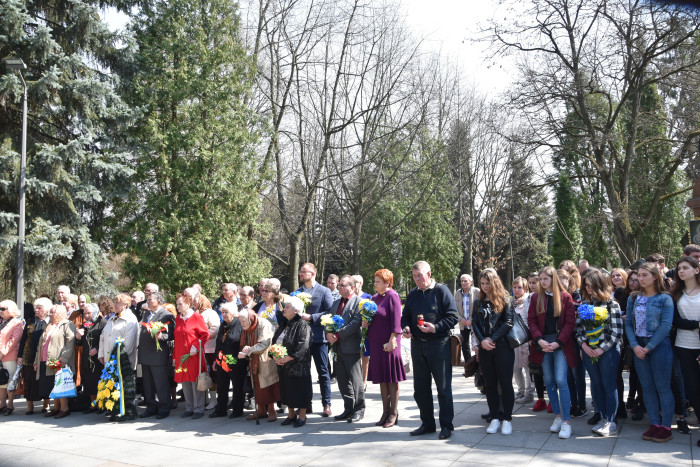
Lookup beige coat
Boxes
[35,319,77,380]
[248,318,279,389]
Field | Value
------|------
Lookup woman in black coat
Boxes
[75,304,107,412]
[271,296,311,428]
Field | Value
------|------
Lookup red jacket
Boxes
[173,312,209,383]
[527,291,578,368]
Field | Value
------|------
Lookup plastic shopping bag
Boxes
[50,367,77,399]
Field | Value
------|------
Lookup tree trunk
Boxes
[287,238,301,291]
[351,217,362,274]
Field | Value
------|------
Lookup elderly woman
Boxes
[0,300,25,415]
[197,295,220,410]
[18,297,52,415]
[65,293,84,387]
[35,304,77,419]
[238,309,280,421]
[254,278,284,329]
[76,303,107,413]
[173,293,209,419]
[209,303,247,418]
[272,296,311,428]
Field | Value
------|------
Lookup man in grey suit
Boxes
[326,275,365,422]
[138,292,175,419]
[455,274,479,372]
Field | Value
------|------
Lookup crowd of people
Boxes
[0,249,698,445]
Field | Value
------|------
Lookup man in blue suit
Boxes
[297,262,334,416]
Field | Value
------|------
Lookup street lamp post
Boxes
[4,58,27,319]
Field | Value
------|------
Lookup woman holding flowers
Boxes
[76,303,107,413]
[173,293,210,419]
[255,278,284,329]
[528,266,577,439]
[272,296,312,428]
[576,270,623,437]
[210,303,248,419]
[35,304,76,419]
[671,256,700,447]
[0,300,24,416]
[238,309,280,422]
[625,263,674,443]
[366,269,405,428]
[473,270,515,435]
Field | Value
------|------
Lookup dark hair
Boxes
[581,269,612,302]
[671,256,700,302]
[645,253,665,265]
[624,270,639,295]
[684,244,700,256]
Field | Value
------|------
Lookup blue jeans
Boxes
[310,342,331,408]
[633,336,674,427]
[582,347,620,422]
[542,349,570,420]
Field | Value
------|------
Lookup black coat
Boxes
[137,308,175,366]
[472,298,515,344]
[272,315,311,378]
[215,318,243,357]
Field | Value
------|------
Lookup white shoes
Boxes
[558,422,572,439]
[593,421,617,437]
[205,399,217,410]
[515,393,534,404]
[486,419,501,434]
[501,420,512,435]
[549,417,563,433]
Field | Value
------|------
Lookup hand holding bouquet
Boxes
[358,299,378,351]
[216,351,238,372]
[578,304,609,363]
[141,321,168,350]
[269,344,288,359]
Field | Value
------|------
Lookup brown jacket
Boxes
[35,320,77,380]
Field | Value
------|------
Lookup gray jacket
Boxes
[330,295,362,355]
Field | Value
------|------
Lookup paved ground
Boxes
[1,365,697,466]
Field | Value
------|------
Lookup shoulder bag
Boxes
[506,313,532,349]
[196,341,213,391]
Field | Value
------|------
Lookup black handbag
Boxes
[0,362,8,386]
[506,314,532,349]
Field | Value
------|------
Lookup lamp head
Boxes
[3,58,27,70]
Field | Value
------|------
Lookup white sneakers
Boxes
[515,393,534,404]
[550,417,563,433]
[593,421,617,437]
[486,419,501,434]
[486,419,512,435]
[501,420,513,435]
[558,422,572,439]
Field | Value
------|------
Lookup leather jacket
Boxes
[472,298,514,343]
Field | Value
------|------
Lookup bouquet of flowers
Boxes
[358,299,378,351]
[141,321,168,351]
[94,358,120,411]
[216,351,238,372]
[268,344,288,359]
[47,358,63,371]
[290,291,312,309]
[175,353,192,374]
[320,314,345,361]
[577,304,609,363]
[83,322,94,329]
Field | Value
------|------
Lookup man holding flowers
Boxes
[325,275,365,423]
[137,292,175,419]
[297,263,334,417]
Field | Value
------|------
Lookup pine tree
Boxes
[113,0,269,296]
[552,173,583,266]
[0,0,135,297]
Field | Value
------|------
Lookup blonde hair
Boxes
[537,266,563,317]
[113,293,131,307]
[559,260,581,294]
[0,300,19,318]
[512,276,529,293]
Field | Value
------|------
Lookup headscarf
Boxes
[241,312,259,350]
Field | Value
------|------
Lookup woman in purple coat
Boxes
[366,268,406,428]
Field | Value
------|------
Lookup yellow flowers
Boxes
[320,314,333,327]
[106,380,114,390]
[105,400,114,411]
[593,307,608,322]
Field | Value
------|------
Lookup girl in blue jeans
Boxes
[576,270,623,437]
[527,266,578,439]
[625,264,674,443]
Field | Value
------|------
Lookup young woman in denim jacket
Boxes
[625,263,674,443]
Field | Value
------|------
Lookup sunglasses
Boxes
[0,307,7,311]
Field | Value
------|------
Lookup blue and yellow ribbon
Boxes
[586,325,603,346]
[115,337,125,416]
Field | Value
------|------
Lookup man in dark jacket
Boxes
[326,275,364,422]
[402,260,460,440]
[298,262,334,416]
[137,292,175,419]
